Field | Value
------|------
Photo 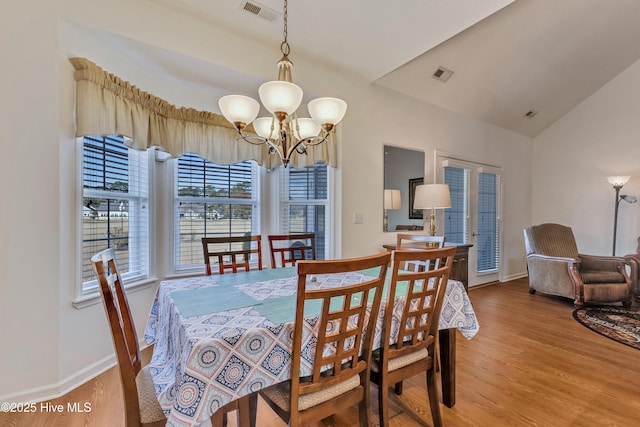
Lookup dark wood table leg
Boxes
[439,328,456,408]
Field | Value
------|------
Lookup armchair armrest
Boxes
[526,253,578,264]
[525,254,577,299]
[578,254,630,271]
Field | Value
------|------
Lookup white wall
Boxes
[0,0,532,401]
[532,58,640,256]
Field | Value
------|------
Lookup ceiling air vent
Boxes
[239,1,278,22]
[432,66,453,83]
[525,110,537,118]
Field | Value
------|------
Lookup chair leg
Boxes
[378,380,391,427]
[211,407,225,427]
[248,392,259,427]
[426,366,443,427]
[236,395,252,427]
[358,398,369,427]
[394,381,403,395]
[622,299,632,309]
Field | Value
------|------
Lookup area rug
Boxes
[572,306,640,350]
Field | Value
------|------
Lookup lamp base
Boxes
[429,208,437,236]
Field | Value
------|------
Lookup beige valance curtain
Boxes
[69,57,337,169]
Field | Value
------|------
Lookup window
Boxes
[443,166,469,245]
[279,163,329,260]
[81,136,149,292]
[174,154,260,271]
[476,171,499,272]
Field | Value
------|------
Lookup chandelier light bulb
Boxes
[258,81,303,116]
[293,118,321,140]
[308,97,348,126]
[253,117,276,139]
[218,95,260,129]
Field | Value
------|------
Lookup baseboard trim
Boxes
[0,341,149,404]
[502,272,528,282]
[0,355,116,404]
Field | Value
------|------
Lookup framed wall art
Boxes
[408,177,424,219]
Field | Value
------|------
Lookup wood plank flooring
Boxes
[2,277,639,426]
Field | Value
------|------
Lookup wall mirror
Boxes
[383,145,425,232]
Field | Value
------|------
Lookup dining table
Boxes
[144,266,479,427]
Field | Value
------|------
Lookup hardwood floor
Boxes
[2,277,639,427]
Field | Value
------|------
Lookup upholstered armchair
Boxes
[523,223,632,308]
[623,236,640,300]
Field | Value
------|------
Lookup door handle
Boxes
[472,232,480,237]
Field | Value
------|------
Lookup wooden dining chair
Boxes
[396,233,446,272]
[267,232,316,268]
[202,235,263,275]
[370,247,455,427]
[256,252,391,427]
[92,248,248,427]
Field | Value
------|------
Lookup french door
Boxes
[436,155,502,286]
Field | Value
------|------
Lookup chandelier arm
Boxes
[235,130,268,146]
[284,133,329,160]
[263,139,286,162]
[298,134,328,147]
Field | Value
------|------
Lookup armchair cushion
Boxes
[580,270,625,284]
[524,223,579,259]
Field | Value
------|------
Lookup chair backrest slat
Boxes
[396,234,445,271]
[201,235,263,275]
[268,233,316,268]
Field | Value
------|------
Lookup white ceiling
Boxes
[133,0,640,137]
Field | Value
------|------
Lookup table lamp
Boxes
[413,184,451,236]
[383,189,402,232]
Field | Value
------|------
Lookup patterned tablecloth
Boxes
[144,267,479,427]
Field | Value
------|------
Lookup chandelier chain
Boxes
[280,0,290,56]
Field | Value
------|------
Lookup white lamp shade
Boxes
[253,117,277,139]
[258,81,303,115]
[607,175,631,187]
[384,189,402,210]
[308,97,347,125]
[413,184,452,210]
[218,95,260,126]
[293,118,321,140]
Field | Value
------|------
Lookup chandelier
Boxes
[218,0,347,167]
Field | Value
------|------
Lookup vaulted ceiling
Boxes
[140,0,640,137]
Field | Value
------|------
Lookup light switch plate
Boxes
[354,212,363,224]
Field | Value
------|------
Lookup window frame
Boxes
[75,136,154,305]
[171,155,261,274]
[275,163,334,261]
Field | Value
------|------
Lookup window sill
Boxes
[72,277,159,309]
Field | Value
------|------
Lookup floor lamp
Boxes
[608,176,637,256]
[383,189,401,232]
[413,184,452,236]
